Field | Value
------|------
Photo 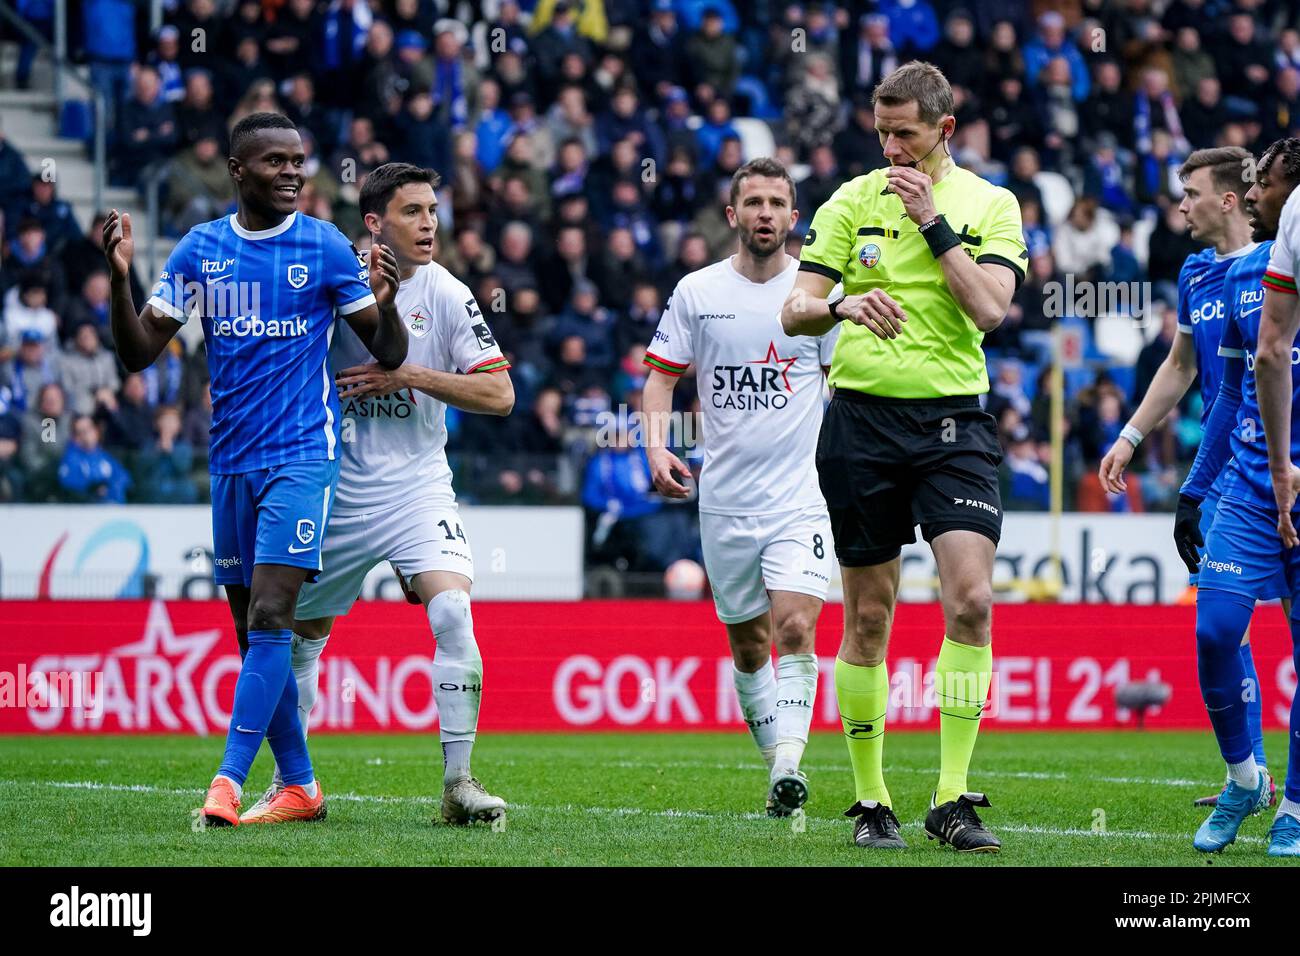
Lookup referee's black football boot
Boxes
[924,792,1001,853]
[845,800,908,849]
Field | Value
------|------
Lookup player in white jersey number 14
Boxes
[246,163,515,826]
[642,158,839,816]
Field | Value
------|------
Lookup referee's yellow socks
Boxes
[935,636,992,805]
[834,657,891,807]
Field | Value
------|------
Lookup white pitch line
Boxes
[0,778,1264,844]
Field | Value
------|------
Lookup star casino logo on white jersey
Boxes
[710,341,797,410]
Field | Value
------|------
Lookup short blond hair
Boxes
[872,62,954,124]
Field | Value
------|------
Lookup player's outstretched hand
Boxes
[1172,494,1204,574]
[840,289,907,340]
[648,447,692,499]
[369,242,400,308]
[103,210,133,279]
[336,361,407,399]
[1098,438,1134,494]
[1273,464,1300,548]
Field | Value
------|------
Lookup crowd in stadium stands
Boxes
[2,0,1300,572]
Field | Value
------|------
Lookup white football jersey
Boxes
[1268,186,1300,287]
[644,255,838,516]
[332,261,509,515]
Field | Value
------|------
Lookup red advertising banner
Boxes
[0,600,1293,734]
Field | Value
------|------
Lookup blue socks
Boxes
[1239,641,1267,768]
[1196,590,1256,767]
[1290,617,1300,803]
[217,629,313,786]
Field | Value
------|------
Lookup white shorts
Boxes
[295,498,475,619]
[699,505,833,624]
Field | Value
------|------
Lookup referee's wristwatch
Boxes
[827,289,846,322]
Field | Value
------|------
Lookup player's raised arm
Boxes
[342,242,408,369]
[103,210,182,372]
[888,166,1020,332]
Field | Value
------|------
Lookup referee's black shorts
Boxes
[815,389,1004,567]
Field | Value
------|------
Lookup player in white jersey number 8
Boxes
[243,163,515,826]
[643,158,838,817]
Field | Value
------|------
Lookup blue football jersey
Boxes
[147,212,375,473]
[1177,243,1260,425]
[1216,241,1300,506]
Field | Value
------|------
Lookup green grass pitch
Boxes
[0,731,1292,866]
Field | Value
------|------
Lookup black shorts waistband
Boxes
[830,389,982,409]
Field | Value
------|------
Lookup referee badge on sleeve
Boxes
[859,243,881,268]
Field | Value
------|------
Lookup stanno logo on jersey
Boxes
[407,307,429,338]
[859,242,881,268]
[287,263,309,289]
[711,341,797,410]
[699,313,736,321]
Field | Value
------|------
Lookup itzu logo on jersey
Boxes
[711,341,797,410]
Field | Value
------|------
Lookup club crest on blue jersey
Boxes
[295,518,316,545]
[287,263,309,289]
[859,243,881,268]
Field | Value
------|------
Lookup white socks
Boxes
[272,632,328,790]
[428,590,483,786]
[1278,797,1300,822]
[214,774,242,800]
[774,653,818,774]
[733,661,779,769]
[1227,755,1260,790]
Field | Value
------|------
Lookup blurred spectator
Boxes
[61,322,121,417]
[149,25,185,104]
[84,0,137,124]
[100,373,155,453]
[165,135,236,232]
[175,69,226,150]
[3,276,60,349]
[0,118,32,215]
[183,381,212,454]
[1054,199,1117,281]
[786,54,840,157]
[685,7,740,98]
[1,329,60,413]
[134,405,198,503]
[633,0,685,102]
[532,2,595,100]
[840,14,898,96]
[583,433,679,572]
[62,212,145,316]
[878,0,940,59]
[1083,59,1134,151]
[1170,25,1215,100]
[58,415,130,504]
[0,413,23,502]
[833,94,887,178]
[114,65,178,187]
[19,382,69,496]
[10,176,80,251]
[1024,12,1089,101]
[265,0,318,80]
[431,19,479,129]
[1214,11,1273,107]
[1181,76,1228,151]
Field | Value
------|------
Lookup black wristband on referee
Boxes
[919,214,961,259]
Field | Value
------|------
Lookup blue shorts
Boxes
[1197,494,1294,601]
[211,459,340,588]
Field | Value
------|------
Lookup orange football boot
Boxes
[239,781,327,824]
[202,777,242,827]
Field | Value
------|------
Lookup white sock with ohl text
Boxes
[733,661,779,768]
[774,653,818,773]
[428,590,482,785]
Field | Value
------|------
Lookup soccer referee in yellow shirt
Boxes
[781,62,1027,853]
